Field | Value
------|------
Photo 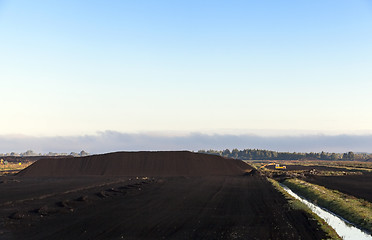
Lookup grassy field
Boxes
[283,160,372,172]
[247,160,372,172]
[0,162,32,176]
[282,178,372,233]
[268,178,341,240]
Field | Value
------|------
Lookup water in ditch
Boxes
[280,184,372,240]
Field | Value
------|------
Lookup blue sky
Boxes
[1,1,372,152]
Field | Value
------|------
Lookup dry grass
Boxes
[0,162,32,176]
[246,160,372,172]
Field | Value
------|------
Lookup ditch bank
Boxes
[282,178,372,237]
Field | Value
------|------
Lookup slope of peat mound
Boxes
[17,151,252,177]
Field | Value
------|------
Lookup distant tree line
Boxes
[198,149,371,161]
[0,150,89,157]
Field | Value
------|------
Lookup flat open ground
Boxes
[0,174,328,240]
[266,164,358,172]
[0,152,330,239]
[305,173,372,202]
[260,160,372,203]
[260,160,372,202]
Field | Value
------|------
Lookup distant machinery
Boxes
[260,162,286,169]
[274,164,286,169]
[260,162,276,169]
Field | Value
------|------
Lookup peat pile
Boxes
[17,151,252,177]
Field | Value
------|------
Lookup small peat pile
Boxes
[17,151,252,177]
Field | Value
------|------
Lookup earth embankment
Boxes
[17,151,252,177]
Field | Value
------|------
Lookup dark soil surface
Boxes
[0,152,330,239]
[305,172,372,202]
[0,175,328,240]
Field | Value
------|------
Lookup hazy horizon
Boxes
[1,131,372,154]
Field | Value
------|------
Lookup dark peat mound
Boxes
[17,151,252,177]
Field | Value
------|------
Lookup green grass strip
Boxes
[283,178,372,233]
[268,178,341,240]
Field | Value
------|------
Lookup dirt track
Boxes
[0,174,328,240]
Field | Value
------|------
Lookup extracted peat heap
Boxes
[17,151,252,177]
